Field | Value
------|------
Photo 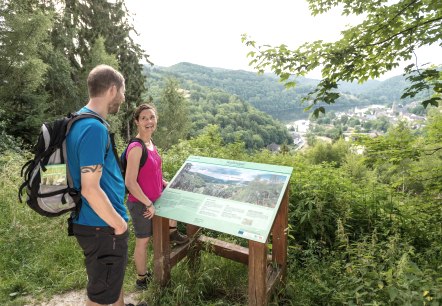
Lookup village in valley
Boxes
[283,100,427,151]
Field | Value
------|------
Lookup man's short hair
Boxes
[87,65,124,98]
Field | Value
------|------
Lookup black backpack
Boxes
[18,112,112,217]
[120,138,148,192]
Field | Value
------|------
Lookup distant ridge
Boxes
[146,62,417,121]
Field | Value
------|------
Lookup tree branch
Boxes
[424,147,442,155]
[361,16,442,48]
[371,0,420,38]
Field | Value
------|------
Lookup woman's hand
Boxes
[143,204,155,219]
[162,179,168,189]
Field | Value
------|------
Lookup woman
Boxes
[125,103,188,290]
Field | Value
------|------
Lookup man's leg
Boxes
[74,224,128,305]
[112,290,124,306]
[85,289,123,306]
[86,298,102,306]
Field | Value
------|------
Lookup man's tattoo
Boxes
[81,164,103,173]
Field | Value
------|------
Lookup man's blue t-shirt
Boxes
[66,107,128,226]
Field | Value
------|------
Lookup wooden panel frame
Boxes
[152,185,289,306]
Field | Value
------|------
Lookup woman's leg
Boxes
[169,220,189,245]
[134,237,150,275]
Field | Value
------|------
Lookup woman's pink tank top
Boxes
[126,142,163,203]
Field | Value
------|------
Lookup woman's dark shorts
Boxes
[126,200,153,238]
[73,223,128,305]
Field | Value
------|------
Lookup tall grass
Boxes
[0,151,250,305]
[0,152,86,304]
[2,138,442,305]
[142,244,249,306]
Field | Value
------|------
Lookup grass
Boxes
[0,152,251,305]
[141,251,249,306]
[2,150,441,305]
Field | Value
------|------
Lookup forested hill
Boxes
[148,62,413,121]
[144,66,293,150]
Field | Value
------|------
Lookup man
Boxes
[66,64,132,306]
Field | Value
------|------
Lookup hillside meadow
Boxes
[1,119,441,305]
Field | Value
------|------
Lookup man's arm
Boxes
[80,164,127,234]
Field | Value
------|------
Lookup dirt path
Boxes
[25,290,140,306]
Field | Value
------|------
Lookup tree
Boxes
[242,0,442,116]
[417,109,442,193]
[361,121,421,192]
[81,37,124,137]
[0,0,149,146]
[155,78,191,150]
[79,36,119,102]
[0,0,53,144]
[53,0,148,139]
[42,45,80,117]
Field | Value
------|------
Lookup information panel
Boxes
[155,155,293,243]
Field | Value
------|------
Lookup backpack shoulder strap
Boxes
[128,138,148,168]
[66,112,111,153]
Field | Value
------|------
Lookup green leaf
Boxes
[422,97,441,108]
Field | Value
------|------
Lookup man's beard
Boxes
[108,96,122,114]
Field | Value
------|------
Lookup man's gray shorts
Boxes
[126,199,153,238]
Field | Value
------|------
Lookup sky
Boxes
[125,0,440,80]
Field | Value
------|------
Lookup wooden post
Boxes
[271,186,289,277]
[248,240,267,306]
[186,224,201,269]
[152,215,171,286]
[186,224,199,237]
